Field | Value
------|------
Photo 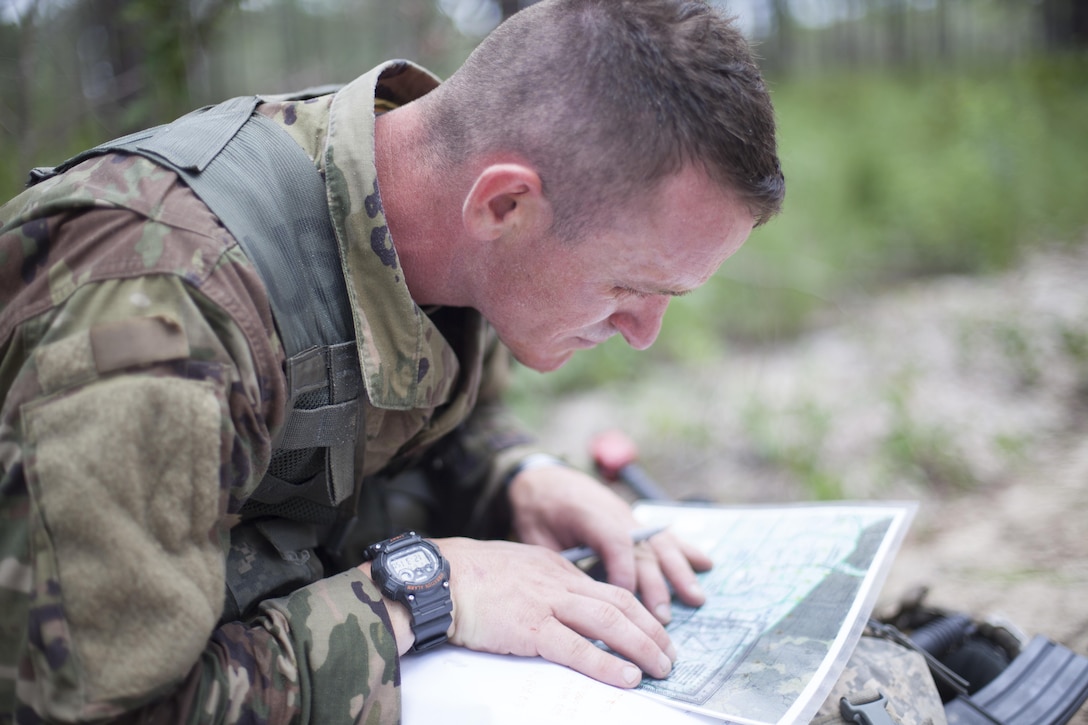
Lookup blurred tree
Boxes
[69,0,242,129]
[769,0,794,71]
[500,0,519,21]
[884,0,907,67]
[1040,0,1088,49]
[0,0,241,194]
[1,0,48,183]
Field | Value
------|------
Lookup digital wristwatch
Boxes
[364,531,453,653]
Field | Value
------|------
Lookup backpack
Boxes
[814,587,1088,724]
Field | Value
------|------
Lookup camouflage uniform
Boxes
[0,61,542,723]
[814,636,947,725]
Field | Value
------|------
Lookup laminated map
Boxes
[631,501,915,724]
[401,500,915,725]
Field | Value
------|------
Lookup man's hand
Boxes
[437,537,676,688]
[506,463,712,624]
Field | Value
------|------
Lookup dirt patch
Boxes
[526,243,1088,720]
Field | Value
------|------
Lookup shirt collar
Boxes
[324,61,459,411]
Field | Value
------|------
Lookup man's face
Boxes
[481,166,756,372]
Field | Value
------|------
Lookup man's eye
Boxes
[614,287,653,300]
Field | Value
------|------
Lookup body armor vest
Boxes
[29,91,367,619]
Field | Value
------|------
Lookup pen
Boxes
[560,524,668,563]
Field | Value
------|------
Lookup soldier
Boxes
[0,0,783,722]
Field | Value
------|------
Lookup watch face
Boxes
[388,545,440,584]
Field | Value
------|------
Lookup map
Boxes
[631,501,915,724]
[400,501,915,725]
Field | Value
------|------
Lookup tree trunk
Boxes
[1041,0,1088,49]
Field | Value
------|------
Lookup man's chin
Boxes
[516,349,574,373]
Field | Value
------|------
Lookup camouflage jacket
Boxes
[0,61,542,723]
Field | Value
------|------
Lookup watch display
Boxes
[389,547,439,584]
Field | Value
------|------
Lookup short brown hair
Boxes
[424,0,784,239]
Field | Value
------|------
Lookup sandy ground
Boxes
[523,243,1088,721]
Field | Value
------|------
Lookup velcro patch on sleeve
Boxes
[33,332,96,395]
[33,316,190,397]
[89,315,190,374]
[22,375,224,708]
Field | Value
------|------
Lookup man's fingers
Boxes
[677,536,714,572]
[597,534,638,593]
[650,532,709,607]
[633,542,674,624]
[558,579,675,676]
[597,529,712,615]
[535,618,647,689]
[440,538,684,690]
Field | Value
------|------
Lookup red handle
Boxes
[590,429,640,482]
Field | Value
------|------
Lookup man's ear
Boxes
[462,163,552,241]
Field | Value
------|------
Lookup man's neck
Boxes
[374,106,474,309]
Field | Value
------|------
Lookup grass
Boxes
[740,396,844,500]
[878,369,976,494]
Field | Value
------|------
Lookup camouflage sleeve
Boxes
[0,167,400,723]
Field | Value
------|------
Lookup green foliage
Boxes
[0,0,471,202]
[740,397,844,500]
[1057,323,1088,403]
[878,370,976,493]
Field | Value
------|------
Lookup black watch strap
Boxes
[366,532,453,653]
[409,596,453,653]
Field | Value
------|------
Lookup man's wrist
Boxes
[502,452,570,488]
[362,533,453,654]
[358,561,416,655]
[357,556,455,656]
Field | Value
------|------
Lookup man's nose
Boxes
[611,296,670,350]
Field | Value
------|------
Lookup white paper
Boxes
[401,648,720,724]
